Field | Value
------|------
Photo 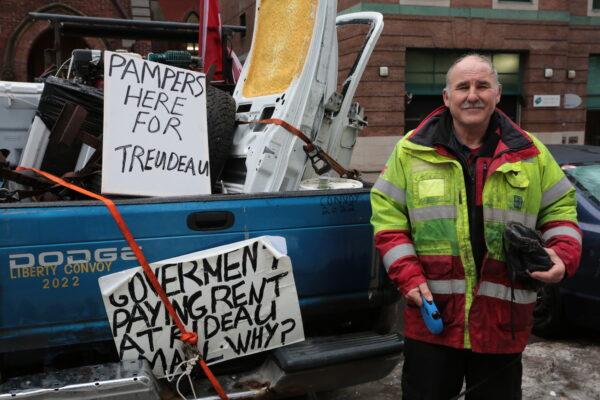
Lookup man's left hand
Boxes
[529,247,566,283]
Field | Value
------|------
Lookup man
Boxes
[370,54,582,399]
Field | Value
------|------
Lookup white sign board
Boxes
[533,95,561,108]
[102,51,211,196]
[98,236,304,378]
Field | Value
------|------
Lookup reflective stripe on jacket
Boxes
[371,107,582,354]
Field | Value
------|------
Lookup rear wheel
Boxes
[533,284,565,338]
[206,84,236,190]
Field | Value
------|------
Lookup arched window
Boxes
[186,12,199,54]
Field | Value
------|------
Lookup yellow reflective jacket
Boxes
[371,107,581,353]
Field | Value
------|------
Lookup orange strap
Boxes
[257,118,314,148]
[17,167,229,400]
[252,118,360,179]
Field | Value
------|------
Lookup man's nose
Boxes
[467,86,479,102]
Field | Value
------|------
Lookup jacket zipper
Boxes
[483,160,488,181]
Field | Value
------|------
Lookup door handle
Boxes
[187,211,234,231]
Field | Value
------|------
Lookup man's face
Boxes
[443,57,501,131]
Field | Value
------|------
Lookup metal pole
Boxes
[29,12,245,33]
[53,22,62,68]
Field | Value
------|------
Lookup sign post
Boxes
[102,51,211,196]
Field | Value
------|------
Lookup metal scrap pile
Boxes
[0,76,104,202]
[0,49,236,202]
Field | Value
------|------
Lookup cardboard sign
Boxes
[98,237,305,378]
[102,51,211,196]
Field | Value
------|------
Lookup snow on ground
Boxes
[321,335,600,400]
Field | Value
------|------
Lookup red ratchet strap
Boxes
[250,118,360,179]
[17,166,229,400]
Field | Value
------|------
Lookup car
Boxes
[533,144,600,337]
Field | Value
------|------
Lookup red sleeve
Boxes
[540,220,582,278]
[375,229,426,295]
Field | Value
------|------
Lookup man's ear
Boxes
[496,84,502,104]
[443,88,450,107]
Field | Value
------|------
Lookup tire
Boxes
[532,284,565,338]
[206,84,236,190]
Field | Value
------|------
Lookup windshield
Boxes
[564,164,600,203]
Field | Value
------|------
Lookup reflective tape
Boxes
[541,177,573,208]
[383,243,416,271]
[542,226,582,245]
[373,177,406,205]
[483,207,537,229]
[409,205,456,222]
[477,281,537,304]
[427,279,466,295]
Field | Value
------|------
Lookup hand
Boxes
[530,247,566,284]
[405,282,432,307]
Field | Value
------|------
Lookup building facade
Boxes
[220,0,600,172]
[0,0,199,82]
[3,1,600,173]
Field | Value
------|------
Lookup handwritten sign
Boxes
[98,237,305,378]
[102,51,211,196]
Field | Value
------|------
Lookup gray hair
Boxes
[445,53,500,90]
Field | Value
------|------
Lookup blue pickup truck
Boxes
[0,188,403,398]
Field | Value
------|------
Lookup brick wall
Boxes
[353,14,591,137]
[215,1,600,170]
[0,0,129,81]
[219,0,256,58]
[217,1,599,139]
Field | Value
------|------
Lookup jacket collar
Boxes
[404,106,540,172]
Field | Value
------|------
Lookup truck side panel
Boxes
[0,190,375,353]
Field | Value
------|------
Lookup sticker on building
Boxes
[533,95,561,108]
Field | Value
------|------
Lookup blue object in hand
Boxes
[420,294,444,334]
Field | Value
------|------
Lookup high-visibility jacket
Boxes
[371,107,582,353]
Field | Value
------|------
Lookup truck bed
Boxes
[0,188,382,358]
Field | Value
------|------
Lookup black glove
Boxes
[503,222,553,290]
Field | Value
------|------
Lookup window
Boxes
[405,50,521,95]
[493,0,538,10]
[240,13,246,38]
[399,0,450,6]
[595,0,600,9]
[588,56,600,109]
[565,165,600,206]
[186,12,200,54]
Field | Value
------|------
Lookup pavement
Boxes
[316,333,600,400]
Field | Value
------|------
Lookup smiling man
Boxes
[371,54,582,399]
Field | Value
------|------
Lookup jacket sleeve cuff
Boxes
[550,243,580,278]
[388,260,427,296]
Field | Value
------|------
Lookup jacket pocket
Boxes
[498,300,536,333]
[502,170,530,213]
[415,241,453,279]
[411,169,455,208]
[415,241,458,325]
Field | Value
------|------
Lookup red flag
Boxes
[199,0,223,81]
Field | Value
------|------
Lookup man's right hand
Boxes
[405,282,433,307]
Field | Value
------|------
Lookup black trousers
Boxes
[401,338,522,400]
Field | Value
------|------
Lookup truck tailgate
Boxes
[0,189,375,352]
